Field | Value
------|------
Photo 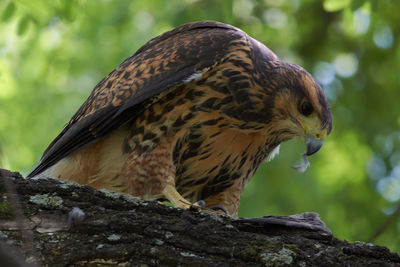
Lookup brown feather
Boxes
[29,21,332,215]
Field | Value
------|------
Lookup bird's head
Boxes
[265,62,333,156]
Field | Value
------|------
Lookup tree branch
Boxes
[0,169,399,266]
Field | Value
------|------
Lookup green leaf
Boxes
[2,1,16,22]
[17,15,30,35]
[12,0,53,24]
[323,0,351,12]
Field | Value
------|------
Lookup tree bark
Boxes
[0,169,399,266]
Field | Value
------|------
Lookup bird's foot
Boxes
[162,184,193,209]
[161,185,229,215]
[210,205,228,214]
[189,200,206,211]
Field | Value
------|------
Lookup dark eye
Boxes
[300,101,314,116]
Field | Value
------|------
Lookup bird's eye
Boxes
[300,101,314,116]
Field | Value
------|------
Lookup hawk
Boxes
[28,21,332,215]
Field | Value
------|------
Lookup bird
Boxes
[28,21,332,215]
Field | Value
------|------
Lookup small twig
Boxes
[368,202,400,243]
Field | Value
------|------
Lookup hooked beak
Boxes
[305,136,324,156]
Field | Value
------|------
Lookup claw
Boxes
[194,200,206,208]
[162,184,192,209]
[210,205,228,214]
[189,200,205,211]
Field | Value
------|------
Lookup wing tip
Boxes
[27,164,44,178]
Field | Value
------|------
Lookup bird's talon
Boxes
[194,200,206,208]
[210,205,228,214]
[189,200,206,211]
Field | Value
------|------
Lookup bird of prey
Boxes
[28,21,332,215]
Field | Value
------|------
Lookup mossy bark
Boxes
[0,169,399,266]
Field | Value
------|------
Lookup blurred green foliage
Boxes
[1,0,399,251]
